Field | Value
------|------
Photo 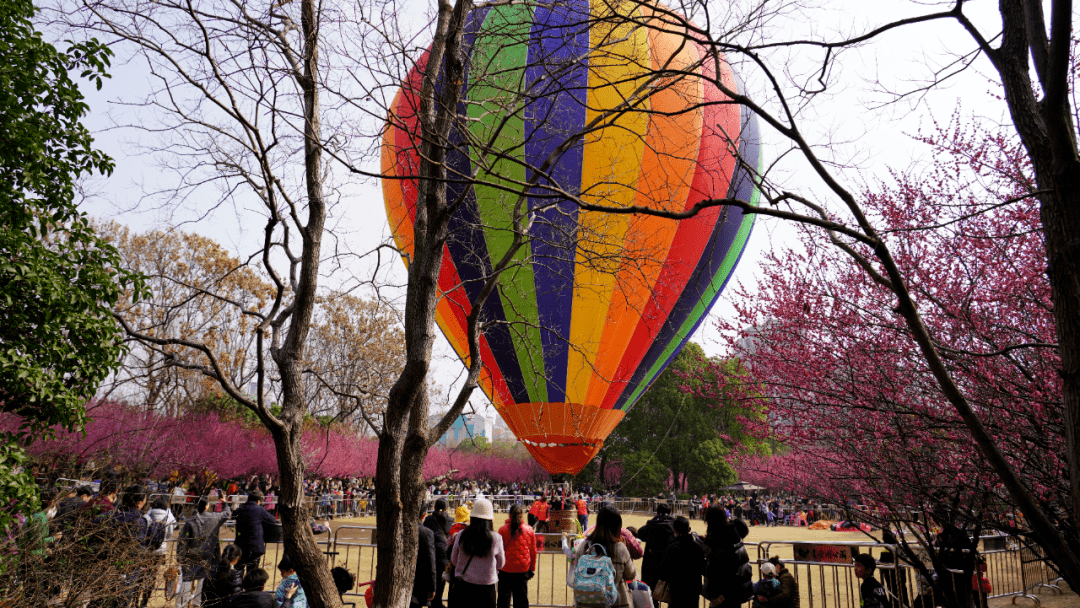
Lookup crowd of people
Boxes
[410,496,805,608]
[19,470,906,608]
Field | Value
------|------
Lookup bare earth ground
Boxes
[146,512,1076,608]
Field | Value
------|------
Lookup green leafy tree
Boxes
[0,0,142,531]
[602,343,767,496]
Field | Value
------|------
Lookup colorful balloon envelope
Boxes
[383,0,761,474]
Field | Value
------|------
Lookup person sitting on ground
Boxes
[276,554,307,608]
[228,568,275,608]
[752,563,781,608]
[766,557,799,608]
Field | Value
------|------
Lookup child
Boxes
[854,554,893,608]
[752,563,781,608]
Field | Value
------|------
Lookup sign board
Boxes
[792,543,856,564]
[538,533,567,553]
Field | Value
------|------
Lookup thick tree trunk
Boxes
[985,0,1080,589]
[372,0,473,605]
[272,416,342,608]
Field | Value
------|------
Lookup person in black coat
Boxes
[203,544,244,607]
[228,568,276,608]
[233,490,278,579]
[413,520,437,607]
[703,507,753,608]
[423,499,451,608]
[659,516,707,608]
[637,502,676,589]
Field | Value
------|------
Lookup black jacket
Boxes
[423,511,450,569]
[704,520,753,604]
[234,501,277,553]
[227,590,275,608]
[660,534,707,608]
[204,564,243,607]
[637,513,675,587]
[412,524,437,605]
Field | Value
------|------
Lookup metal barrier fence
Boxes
[139,522,1065,608]
[68,487,1060,608]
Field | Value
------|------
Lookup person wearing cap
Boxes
[751,563,781,608]
[448,498,505,608]
[446,504,471,554]
[766,556,799,608]
[853,554,893,608]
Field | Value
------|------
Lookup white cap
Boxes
[472,498,494,521]
[760,563,777,577]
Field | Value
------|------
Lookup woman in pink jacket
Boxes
[497,504,537,608]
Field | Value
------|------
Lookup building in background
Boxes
[434,412,493,448]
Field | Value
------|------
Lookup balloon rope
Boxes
[616,396,688,492]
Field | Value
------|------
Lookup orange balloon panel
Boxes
[498,403,625,474]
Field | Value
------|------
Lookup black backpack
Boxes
[146,515,168,551]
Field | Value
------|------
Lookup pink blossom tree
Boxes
[721,111,1070,604]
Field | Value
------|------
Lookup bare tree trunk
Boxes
[967,0,1080,587]
[372,0,473,603]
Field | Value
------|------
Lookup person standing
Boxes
[497,504,536,608]
[702,507,753,608]
[141,495,178,607]
[233,490,277,579]
[424,499,451,608]
[448,498,505,608]
[575,495,589,531]
[529,496,549,533]
[637,502,676,590]
[572,504,637,608]
[413,515,437,608]
[658,516,706,608]
[94,485,149,608]
[853,554,893,608]
[176,497,232,608]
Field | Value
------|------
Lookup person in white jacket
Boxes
[141,495,178,607]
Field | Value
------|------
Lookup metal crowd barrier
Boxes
[61,487,1065,608]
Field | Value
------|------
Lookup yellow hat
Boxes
[454,505,471,523]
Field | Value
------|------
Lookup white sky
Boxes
[71,0,1018,420]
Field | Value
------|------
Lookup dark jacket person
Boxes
[234,491,277,578]
[637,502,676,588]
[413,520,437,607]
[703,507,753,608]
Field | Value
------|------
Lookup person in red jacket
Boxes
[497,504,537,608]
[528,496,550,533]
[575,495,589,531]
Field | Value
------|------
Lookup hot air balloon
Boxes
[382,0,761,474]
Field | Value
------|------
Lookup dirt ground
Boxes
[148,512,1076,608]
